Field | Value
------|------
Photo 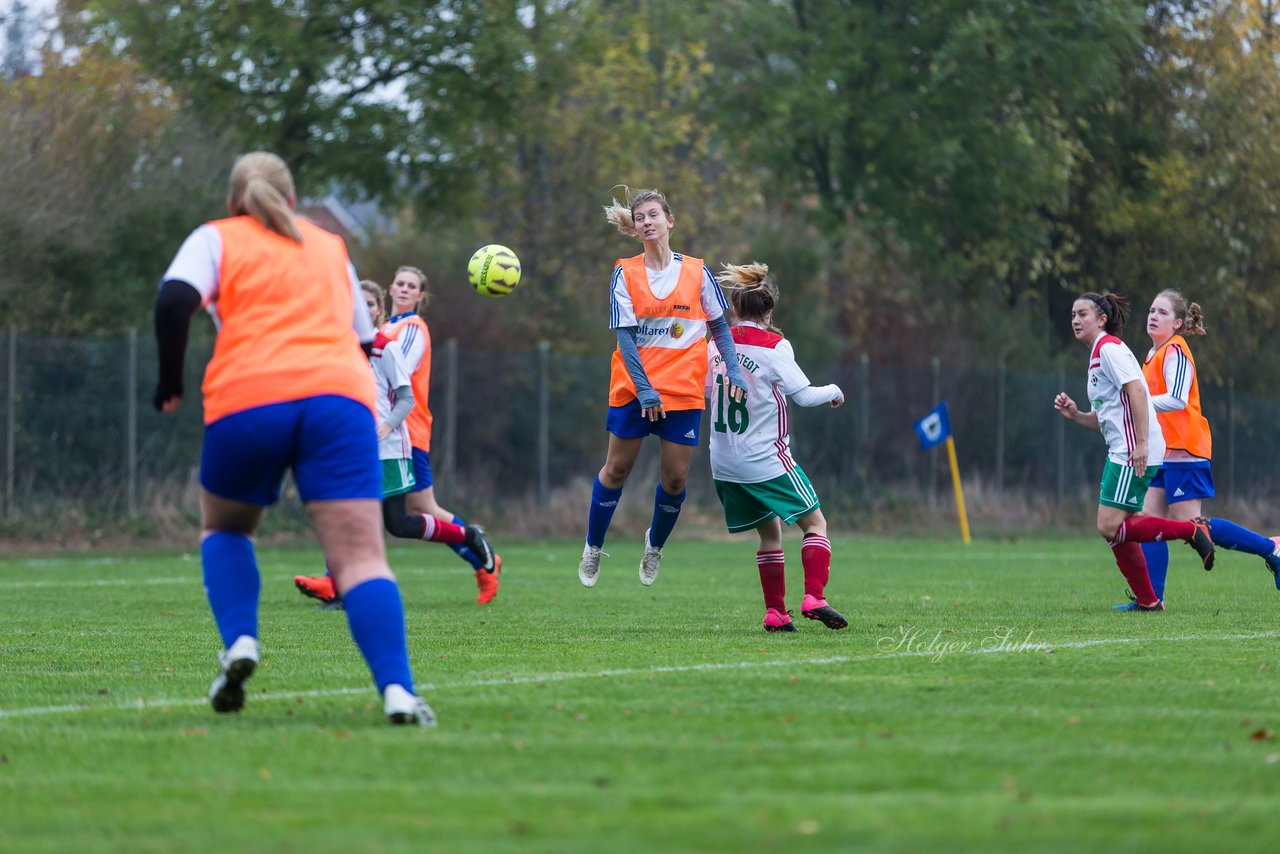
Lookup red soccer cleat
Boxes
[475,554,502,605]
[294,574,337,604]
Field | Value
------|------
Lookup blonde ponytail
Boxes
[228,152,302,243]
[718,262,781,333]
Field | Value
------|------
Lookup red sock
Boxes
[801,534,831,599]
[1115,515,1194,544]
[1111,541,1159,607]
[421,515,466,545]
[756,550,786,613]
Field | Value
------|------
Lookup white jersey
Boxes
[706,322,842,483]
[372,333,413,461]
[1087,332,1165,467]
[161,222,373,342]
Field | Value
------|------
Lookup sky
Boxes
[2,0,56,58]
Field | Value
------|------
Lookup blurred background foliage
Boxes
[4,1,1280,389]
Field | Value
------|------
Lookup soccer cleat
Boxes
[464,524,496,572]
[1112,591,1140,611]
[294,574,337,604]
[383,684,437,727]
[1266,537,1280,590]
[209,635,259,714]
[763,607,798,633]
[475,554,502,605]
[1134,599,1165,612]
[638,528,662,586]
[1188,516,1216,571]
[578,542,606,588]
[800,593,848,630]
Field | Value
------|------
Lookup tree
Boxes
[0,46,234,331]
[1083,1,1280,390]
[72,1,503,200]
[705,0,1146,358]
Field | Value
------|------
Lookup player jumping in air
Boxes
[577,188,748,588]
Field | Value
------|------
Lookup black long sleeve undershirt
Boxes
[152,279,202,410]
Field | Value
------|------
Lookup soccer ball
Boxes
[467,244,521,297]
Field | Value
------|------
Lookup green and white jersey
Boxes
[705,322,841,484]
[1087,332,1165,467]
[372,334,413,461]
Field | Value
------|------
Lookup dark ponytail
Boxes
[1080,291,1130,336]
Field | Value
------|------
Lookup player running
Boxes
[1116,289,1280,608]
[293,280,494,607]
[706,262,848,633]
[1053,292,1216,611]
[380,265,504,604]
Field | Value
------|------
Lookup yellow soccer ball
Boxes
[467,244,522,297]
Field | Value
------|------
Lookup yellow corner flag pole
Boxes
[945,436,971,544]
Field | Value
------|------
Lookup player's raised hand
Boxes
[1053,392,1078,419]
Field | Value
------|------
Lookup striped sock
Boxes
[1112,541,1158,607]
[756,549,786,613]
[420,515,466,545]
[801,533,832,599]
[1113,516,1194,544]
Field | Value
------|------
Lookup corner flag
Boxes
[913,402,951,450]
[913,401,970,544]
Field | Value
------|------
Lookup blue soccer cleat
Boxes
[1266,537,1280,590]
[1112,590,1140,611]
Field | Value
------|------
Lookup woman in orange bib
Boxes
[577,188,747,588]
[152,152,432,725]
[1120,289,1280,608]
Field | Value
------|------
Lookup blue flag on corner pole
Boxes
[913,401,951,450]
[913,400,970,544]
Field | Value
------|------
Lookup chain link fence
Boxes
[3,328,1278,537]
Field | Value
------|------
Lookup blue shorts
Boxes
[409,447,434,492]
[1151,460,1215,503]
[201,395,382,506]
[606,400,702,445]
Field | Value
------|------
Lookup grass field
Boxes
[3,534,1280,852]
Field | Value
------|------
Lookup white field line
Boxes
[1,577,194,589]
[2,630,1277,721]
